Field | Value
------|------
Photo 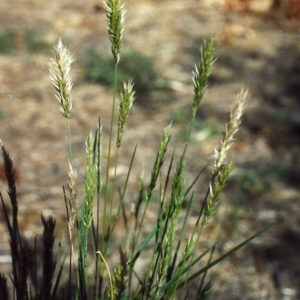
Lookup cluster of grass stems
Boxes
[0,1,281,299]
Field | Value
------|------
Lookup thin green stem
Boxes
[182,113,196,159]
[100,63,119,294]
[67,118,73,165]
[110,147,119,221]
[103,63,118,240]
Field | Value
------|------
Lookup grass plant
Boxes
[0,0,282,299]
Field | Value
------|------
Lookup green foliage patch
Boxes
[24,28,50,53]
[0,30,17,54]
[0,28,50,54]
[83,49,169,106]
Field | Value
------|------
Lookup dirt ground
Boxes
[0,0,300,299]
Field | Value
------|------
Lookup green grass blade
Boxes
[131,225,158,266]
[178,216,283,289]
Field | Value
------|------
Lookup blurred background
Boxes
[0,0,300,299]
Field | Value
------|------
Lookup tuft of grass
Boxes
[232,169,271,196]
[0,28,50,54]
[83,49,116,85]
[82,49,169,106]
[0,30,17,54]
[0,1,283,299]
[24,28,50,53]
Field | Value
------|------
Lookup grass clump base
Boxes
[0,1,282,299]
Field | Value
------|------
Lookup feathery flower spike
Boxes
[117,80,135,148]
[68,160,77,228]
[49,39,74,119]
[212,89,247,177]
[192,35,215,115]
[105,0,126,64]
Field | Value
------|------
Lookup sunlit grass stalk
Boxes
[83,132,96,228]
[197,89,247,228]
[127,175,145,292]
[78,132,96,298]
[92,119,103,298]
[193,89,247,230]
[102,0,126,272]
[183,89,247,292]
[98,81,136,265]
[133,124,171,255]
[106,80,135,247]
[148,124,172,197]
[49,40,79,297]
[212,89,247,178]
[104,145,137,270]
[64,161,79,297]
[48,39,74,164]
[182,35,215,158]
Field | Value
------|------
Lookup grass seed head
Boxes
[192,35,215,115]
[48,39,74,119]
[105,0,126,64]
[212,89,247,177]
[117,80,135,148]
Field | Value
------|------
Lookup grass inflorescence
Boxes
[0,1,282,299]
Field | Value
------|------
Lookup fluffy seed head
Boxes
[117,80,135,148]
[49,39,74,119]
[104,0,126,64]
[212,89,247,177]
[192,35,215,115]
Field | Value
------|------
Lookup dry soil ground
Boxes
[0,0,300,299]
